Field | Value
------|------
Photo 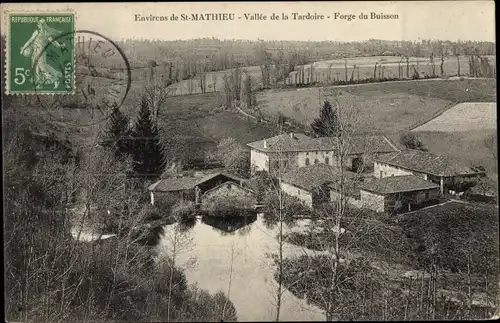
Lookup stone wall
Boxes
[250,149,269,173]
[374,161,427,179]
[202,181,256,208]
[280,182,313,208]
[360,190,386,212]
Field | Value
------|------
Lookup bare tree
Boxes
[143,70,172,125]
[157,220,196,322]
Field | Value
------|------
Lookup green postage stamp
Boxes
[5,12,75,94]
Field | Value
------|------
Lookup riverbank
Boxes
[155,214,326,321]
[278,202,499,320]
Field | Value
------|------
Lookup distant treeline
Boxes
[114,38,495,69]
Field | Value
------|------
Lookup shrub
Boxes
[171,201,196,221]
[399,132,426,151]
[201,196,254,217]
[205,137,250,177]
[399,202,499,274]
[263,190,311,220]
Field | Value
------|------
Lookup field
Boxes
[155,92,273,164]
[256,78,496,134]
[127,65,264,96]
[289,55,496,84]
[399,130,497,177]
[19,72,273,167]
[412,102,496,132]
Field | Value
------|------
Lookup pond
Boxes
[155,214,326,322]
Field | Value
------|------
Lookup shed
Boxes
[374,149,485,194]
[148,171,246,206]
[359,175,441,213]
[280,164,352,208]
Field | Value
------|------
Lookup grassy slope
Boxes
[19,71,496,172]
[258,78,497,177]
[257,79,496,132]
[156,92,272,163]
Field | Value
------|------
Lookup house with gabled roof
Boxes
[374,149,485,194]
[147,171,250,206]
[280,163,342,208]
[247,132,399,175]
[358,175,441,213]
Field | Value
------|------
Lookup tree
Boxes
[400,132,427,151]
[205,137,250,177]
[143,63,173,125]
[101,104,132,160]
[221,67,243,108]
[242,73,254,107]
[310,100,341,138]
[130,97,167,180]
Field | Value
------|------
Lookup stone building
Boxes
[201,181,257,210]
[148,172,247,206]
[280,163,344,209]
[247,132,399,175]
[358,175,441,213]
[374,149,485,194]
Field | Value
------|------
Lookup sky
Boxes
[2,1,496,42]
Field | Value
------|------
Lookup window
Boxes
[325,157,330,165]
[380,171,383,178]
[305,158,310,166]
[306,152,309,156]
[314,159,319,164]
[316,151,319,155]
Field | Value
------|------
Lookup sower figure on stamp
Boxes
[20,19,66,89]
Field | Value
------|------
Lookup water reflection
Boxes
[262,211,298,231]
[156,214,326,321]
[201,214,257,236]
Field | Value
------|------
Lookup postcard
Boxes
[1,1,497,322]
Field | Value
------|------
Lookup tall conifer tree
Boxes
[130,97,167,180]
[101,104,132,160]
[310,100,341,137]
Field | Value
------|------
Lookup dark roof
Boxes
[202,181,255,197]
[318,135,399,155]
[375,150,484,177]
[282,164,351,191]
[359,175,440,194]
[325,173,369,198]
[148,171,244,192]
[247,133,333,153]
[248,133,399,154]
[148,176,200,192]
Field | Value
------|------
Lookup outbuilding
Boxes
[358,175,441,214]
[280,163,343,209]
[374,150,485,194]
[148,172,247,206]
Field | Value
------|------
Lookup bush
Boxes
[171,201,196,221]
[248,170,275,202]
[399,132,426,150]
[205,137,250,178]
[399,202,499,274]
[263,190,311,222]
[201,196,254,217]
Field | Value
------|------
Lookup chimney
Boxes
[290,132,295,139]
[263,139,267,148]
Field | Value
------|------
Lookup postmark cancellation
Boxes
[4,11,76,95]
